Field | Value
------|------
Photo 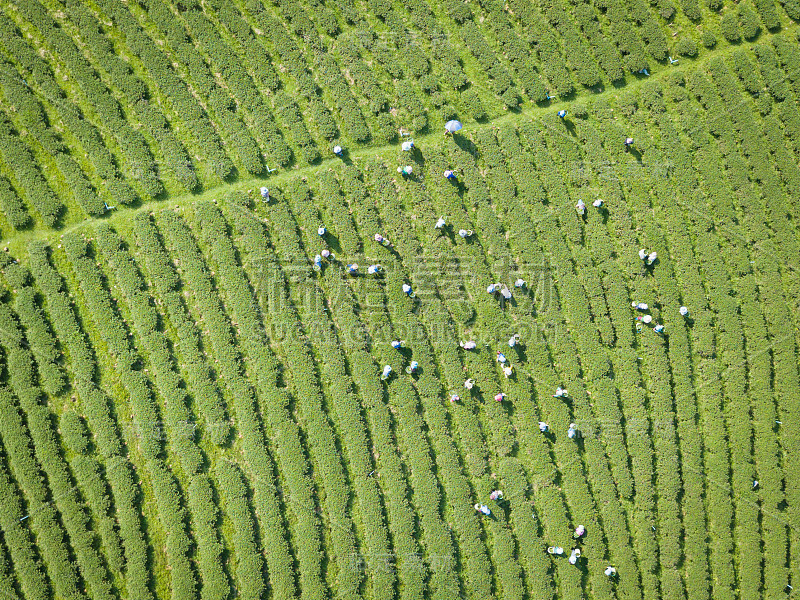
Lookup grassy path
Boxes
[3,21,795,254]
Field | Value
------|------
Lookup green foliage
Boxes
[104,456,153,600]
[132,213,232,446]
[739,3,763,40]
[314,51,371,142]
[681,0,703,21]
[1,3,800,600]
[14,0,162,198]
[729,49,764,94]
[720,11,742,42]
[95,0,234,178]
[0,447,50,600]
[214,461,265,600]
[396,80,428,132]
[752,0,782,30]
[0,175,30,230]
[94,224,204,475]
[776,0,800,19]
[462,88,488,121]
[155,209,297,600]
[148,459,198,600]
[65,2,199,193]
[675,37,699,57]
[59,411,90,454]
[702,30,718,48]
[753,43,790,99]
[187,475,230,600]
[0,112,62,227]
[62,232,164,459]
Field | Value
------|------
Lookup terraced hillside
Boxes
[1,0,800,600]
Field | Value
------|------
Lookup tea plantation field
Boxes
[1,0,800,599]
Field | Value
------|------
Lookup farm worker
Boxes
[381,365,392,380]
[567,423,578,439]
[605,566,617,577]
[576,199,586,214]
[497,351,507,363]
[503,365,513,378]
[475,504,491,516]
[547,546,564,555]
[539,421,549,433]
[333,145,343,156]
[654,324,665,334]
[318,226,327,236]
[402,283,415,297]
[514,278,526,288]
[391,340,403,349]
[669,56,679,64]
[314,254,323,270]
[593,199,604,208]
[458,229,473,238]
[557,110,567,119]
[398,165,413,176]
[632,302,649,311]
[494,392,506,402]
[367,264,382,275]
[679,306,689,316]
[401,140,415,151]
[445,120,463,135]
[753,480,759,489]
[501,286,513,300]
[574,524,586,538]
[508,333,520,347]
[321,248,334,261]
[647,251,657,265]
[569,548,581,564]
[406,361,419,374]
[374,233,388,245]
[464,378,475,389]
[460,340,477,350]
[487,283,497,294]
[346,263,359,275]
[444,169,457,180]
[490,490,504,501]
[260,187,269,200]
[636,314,653,324]
[624,137,634,152]
[435,216,446,229]
[450,393,460,403]
[639,248,648,260]
[554,387,567,398]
